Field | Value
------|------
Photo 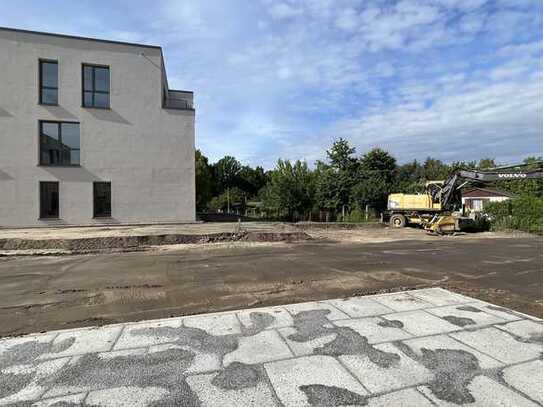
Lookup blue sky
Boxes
[2,0,542,168]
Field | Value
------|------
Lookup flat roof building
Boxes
[0,27,195,227]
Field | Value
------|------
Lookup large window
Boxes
[39,60,58,105]
[40,182,59,219]
[93,182,111,218]
[82,64,110,108]
[39,121,80,166]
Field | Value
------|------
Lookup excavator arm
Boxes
[439,162,543,211]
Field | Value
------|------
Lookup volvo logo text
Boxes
[498,173,527,178]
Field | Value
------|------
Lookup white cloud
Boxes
[268,3,303,19]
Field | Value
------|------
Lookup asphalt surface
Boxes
[1,289,542,406]
[0,237,542,337]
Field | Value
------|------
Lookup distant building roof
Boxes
[462,188,514,198]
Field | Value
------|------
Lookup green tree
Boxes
[315,139,358,216]
[353,148,397,211]
[237,165,268,197]
[195,150,214,211]
[263,159,315,220]
[214,156,242,194]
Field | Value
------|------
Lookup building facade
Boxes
[0,27,195,227]
[462,188,512,212]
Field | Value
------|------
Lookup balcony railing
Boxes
[163,90,194,110]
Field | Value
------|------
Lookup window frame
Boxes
[38,120,81,167]
[39,59,59,106]
[93,182,112,218]
[39,181,60,219]
[81,63,110,109]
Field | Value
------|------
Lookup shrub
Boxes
[485,195,543,235]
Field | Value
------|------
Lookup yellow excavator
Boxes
[383,162,543,235]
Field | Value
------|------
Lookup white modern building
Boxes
[0,27,195,227]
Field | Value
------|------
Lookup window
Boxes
[40,182,59,219]
[93,182,111,218]
[39,121,80,166]
[82,64,110,108]
[39,60,58,105]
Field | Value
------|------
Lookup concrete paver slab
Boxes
[334,317,413,344]
[372,292,433,312]
[183,313,242,335]
[367,388,434,407]
[1,288,542,406]
[113,318,183,350]
[38,326,122,360]
[187,369,279,407]
[223,330,293,366]
[426,303,507,328]
[284,301,349,320]
[237,307,294,330]
[327,297,394,318]
[277,326,337,356]
[382,310,459,336]
[339,342,432,393]
[418,375,539,406]
[502,360,543,404]
[407,287,473,307]
[264,355,368,407]
[450,327,542,364]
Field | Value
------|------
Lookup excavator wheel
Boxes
[389,214,406,228]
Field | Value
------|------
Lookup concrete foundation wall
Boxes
[0,28,195,227]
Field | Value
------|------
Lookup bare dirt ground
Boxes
[0,226,541,337]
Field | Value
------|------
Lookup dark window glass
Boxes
[93,182,111,218]
[82,64,110,108]
[39,60,58,105]
[39,121,80,166]
[40,182,59,218]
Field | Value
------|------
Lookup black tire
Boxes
[390,214,406,228]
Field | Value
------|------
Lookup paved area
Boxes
[1,237,542,337]
[1,288,542,406]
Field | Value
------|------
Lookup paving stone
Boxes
[502,360,543,404]
[38,326,122,360]
[0,357,70,405]
[277,327,337,356]
[334,317,412,344]
[407,288,473,306]
[426,303,507,327]
[187,370,278,406]
[372,292,433,312]
[114,318,183,350]
[418,375,539,406]
[340,342,432,393]
[183,313,241,335]
[472,303,525,322]
[223,330,292,366]
[367,388,434,407]
[86,386,170,406]
[237,306,293,330]
[401,334,503,369]
[382,311,458,336]
[0,334,57,369]
[150,343,220,374]
[496,319,543,340]
[265,355,368,407]
[32,393,87,406]
[451,327,541,364]
[284,301,349,320]
[327,297,394,318]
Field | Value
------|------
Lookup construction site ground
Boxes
[0,222,541,337]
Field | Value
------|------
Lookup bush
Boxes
[485,195,543,235]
